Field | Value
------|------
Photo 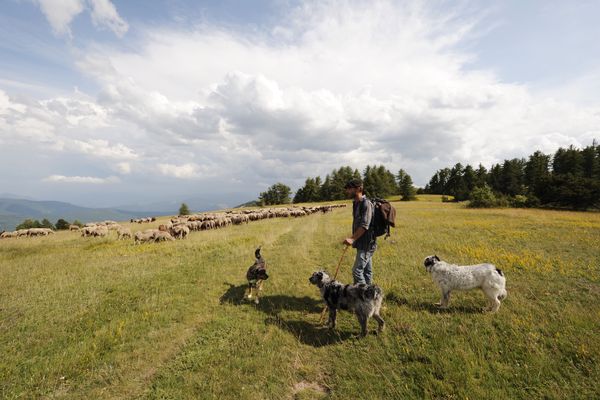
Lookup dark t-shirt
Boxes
[352,196,377,251]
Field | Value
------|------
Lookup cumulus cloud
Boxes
[157,163,207,179]
[74,0,598,187]
[4,0,600,206]
[43,175,120,184]
[33,0,127,37]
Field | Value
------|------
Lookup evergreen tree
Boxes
[363,164,397,198]
[500,158,526,196]
[40,218,55,229]
[463,164,477,195]
[55,219,70,230]
[179,203,190,215]
[553,146,584,176]
[525,151,550,196]
[488,164,503,193]
[475,164,488,188]
[397,169,417,201]
[446,163,469,201]
[581,143,600,179]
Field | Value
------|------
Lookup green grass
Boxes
[1,198,599,399]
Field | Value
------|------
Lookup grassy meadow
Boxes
[1,196,599,399]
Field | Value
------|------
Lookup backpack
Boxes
[370,198,396,239]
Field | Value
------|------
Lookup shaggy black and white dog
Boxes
[245,247,269,304]
[309,270,384,337]
[423,255,507,312]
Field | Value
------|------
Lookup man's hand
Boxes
[343,238,354,246]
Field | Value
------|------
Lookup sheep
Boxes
[81,226,96,237]
[134,230,155,244]
[153,231,175,242]
[1,231,17,238]
[170,224,189,239]
[69,225,80,231]
[92,226,109,237]
[117,227,132,240]
[17,229,29,237]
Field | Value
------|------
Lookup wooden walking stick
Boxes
[318,245,349,324]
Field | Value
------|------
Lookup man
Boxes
[343,178,377,285]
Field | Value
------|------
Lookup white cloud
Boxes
[43,175,120,184]
[34,0,84,36]
[68,139,138,160]
[33,0,127,38]
[157,163,205,179]
[116,162,131,174]
[88,0,129,37]
[4,0,600,205]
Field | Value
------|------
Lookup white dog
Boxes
[423,255,507,312]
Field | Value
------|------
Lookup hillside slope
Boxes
[0,199,599,399]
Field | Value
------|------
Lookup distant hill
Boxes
[235,200,260,208]
[0,198,163,231]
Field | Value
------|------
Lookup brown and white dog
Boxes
[245,247,269,304]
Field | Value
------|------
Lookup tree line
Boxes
[14,218,83,231]
[258,142,599,210]
[258,165,417,205]
[424,142,600,210]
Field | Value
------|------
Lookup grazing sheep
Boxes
[117,227,132,240]
[170,224,189,239]
[134,229,160,244]
[154,231,175,242]
[81,226,96,237]
[69,225,80,231]
[92,226,109,237]
[17,229,33,237]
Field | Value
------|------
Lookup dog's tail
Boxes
[255,246,262,260]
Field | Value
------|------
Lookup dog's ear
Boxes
[434,255,440,261]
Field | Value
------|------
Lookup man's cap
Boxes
[344,178,363,189]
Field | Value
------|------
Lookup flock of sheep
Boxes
[131,204,344,244]
[0,227,55,238]
[0,205,345,243]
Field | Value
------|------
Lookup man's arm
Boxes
[343,199,372,245]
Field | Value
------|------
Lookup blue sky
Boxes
[1,0,599,208]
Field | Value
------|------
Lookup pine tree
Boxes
[397,169,417,201]
[179,203,190,215]
[40,218,54,229]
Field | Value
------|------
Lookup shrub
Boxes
[468,185,501,208]
[511,195,528,208]
[55,219,70,230]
